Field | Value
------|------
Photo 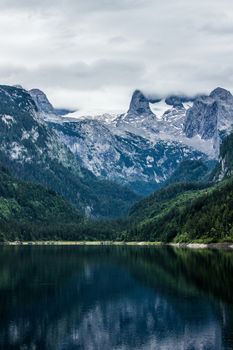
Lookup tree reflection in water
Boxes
[0,246,232,350]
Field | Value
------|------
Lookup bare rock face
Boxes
[0,85,137,218]
[3,84,233,198]
[184,97,218,140]
[19,86,233,193]
[210,87,233,103]
[29,88,55,115]
[49,117,204,195]
[184,88,233,141]
[127,90,154,117]
[29,88,73,116]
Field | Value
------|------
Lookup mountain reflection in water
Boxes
[0,246,232,350]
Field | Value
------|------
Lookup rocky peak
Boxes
[184,87,233,146]
[184,98,218,140]
[29,88,55,115]
[29,88,74,117]
[127,90,154,116]
[210,87,233,103]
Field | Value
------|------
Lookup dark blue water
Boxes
[0,246,233,350]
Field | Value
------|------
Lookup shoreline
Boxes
[168,242,233,250]
[1,241,233,250]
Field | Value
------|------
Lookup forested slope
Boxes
[125,177,233,243]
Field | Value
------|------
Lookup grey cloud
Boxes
[108,36,128,45]
[0,0,233,111]
[201,21,233,35]
[0,0,146,14]
[0,60,146,90]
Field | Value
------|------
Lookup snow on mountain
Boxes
[26,85,233,194]
[149,99,178,119]
[42,90,208,194]
[105,90,214,158]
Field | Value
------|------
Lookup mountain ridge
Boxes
[2,83,233,201]
[123,131,233,243]
[0,85,139,218]
[44,88,213,193]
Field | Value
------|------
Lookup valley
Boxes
[0,84,233,243]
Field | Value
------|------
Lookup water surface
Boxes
[0,245,233,349]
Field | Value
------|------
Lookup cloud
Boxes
[0,0,146,14]
[108,36,128,45]
[201,21,233,35]
[0,0,233,112]
[0,60,145,89]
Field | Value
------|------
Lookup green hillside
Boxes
[0,165,81,240]
[0,164,123,242]
[2,161,233,243]
[125,177,233,243]
[164,159,213,185]
[122,132,233,243]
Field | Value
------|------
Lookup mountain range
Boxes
[126,132,233,243]
[1,84,233,202]
[0,85,138,218]
[29,86,233,194]
[1,83,233,242]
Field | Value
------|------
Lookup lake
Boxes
[0,245,233,350]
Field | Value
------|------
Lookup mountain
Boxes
[1,81,233,243]
[29,88,74,117]
[46,89,209,194]
[49,118,204,195]
[124,132,233,243]
[212,132,233,180]
[1,83,233,215]
[126,89,155,117]
[29,88,56,115]
[113,88,233,158]
[0,85,138,218]
[184,87,233,155]
[51,86,233,194]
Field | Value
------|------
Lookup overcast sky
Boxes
[1,0,233,113]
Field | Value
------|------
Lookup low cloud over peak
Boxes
[0,0,233,112]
